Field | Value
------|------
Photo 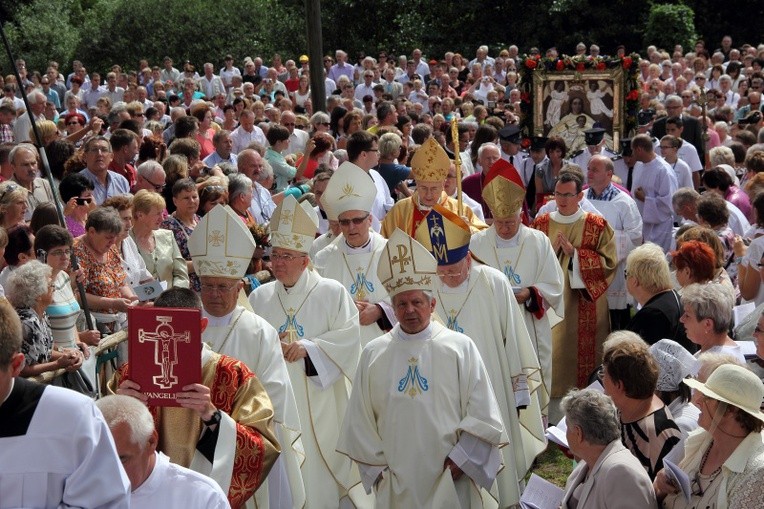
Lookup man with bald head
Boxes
[238,148,276,224]
[281,110,308,156]
[585,154,643,329]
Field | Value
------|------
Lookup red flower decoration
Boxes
[596,62,606,71]
[626,89,639,101]
[576,62,586,72]
[525,59,538,70]
[555,60,565,71]
[521,137,531,150]
[622,56,633,69]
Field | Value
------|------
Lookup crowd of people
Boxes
[2,35,764,508]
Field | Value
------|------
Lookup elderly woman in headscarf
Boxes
[654,364,764,508]
[560,389,658,508]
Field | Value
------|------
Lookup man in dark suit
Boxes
[651,95,704,167]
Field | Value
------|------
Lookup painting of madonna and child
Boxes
[539,77,620,155]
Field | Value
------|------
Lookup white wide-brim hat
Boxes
[684,364,764,423]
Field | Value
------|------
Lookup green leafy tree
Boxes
[3,0,82,75]
[644,4,697,53]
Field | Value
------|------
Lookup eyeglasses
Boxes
[338,214,369,226]
[200,282,239,293]
[436,268,466,278]
[142,174,165,191]
[624,269,630,278]
[295,124,307,129]
[271,252,307,262]
[47,248,72,258]
[282,122,295,127]
[754,326,764,334]
[87,146,111,154]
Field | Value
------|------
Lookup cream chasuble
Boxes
[470,225,564,401]
[337,321,506,509]
[248,269,371,509]
[315,231,394,346]
[435,263,547,508]
[203,306,306,509]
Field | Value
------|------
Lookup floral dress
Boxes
[73,237,128,314]
[161,213,201,292]
[18,307,53,366]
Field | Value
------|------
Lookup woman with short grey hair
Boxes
[6,260,85,379]
[560,388,658,508]
[680,282,744,362]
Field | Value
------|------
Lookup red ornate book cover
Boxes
[128,307,202,406]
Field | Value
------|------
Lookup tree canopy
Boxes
[1,0,762,76]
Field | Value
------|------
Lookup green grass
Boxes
[527,444,575,487]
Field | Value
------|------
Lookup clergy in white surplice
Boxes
[337,229,507,509]
[315,162,395,346]
[248,195,371,509]
[188,204,306,509]
[0,303,131,509]
[414,206,547,508]
[630,134,678,252]
[584,155,643,329]
[471,158,564,402]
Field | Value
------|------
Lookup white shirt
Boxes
[230,125,267,155]
[131,452,229,509]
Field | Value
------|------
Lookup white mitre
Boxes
[188,204,256,279]
[270,194,319,253]
[322,161,376,220]
[377,228,437,297]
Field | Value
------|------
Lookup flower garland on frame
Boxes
[518,52,641,146]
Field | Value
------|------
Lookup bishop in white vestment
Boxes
[189,204,305,509]
[338,229,506,509]
[248,195,371,509]
[315,162,395,346]
[415,206,547,508]
[471,158,564,399]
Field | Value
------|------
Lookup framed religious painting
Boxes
[518,53,641,156]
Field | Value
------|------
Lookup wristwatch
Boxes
[202,409,221,427]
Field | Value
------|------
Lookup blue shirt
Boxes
[79,167,130,205]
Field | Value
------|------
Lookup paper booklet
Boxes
[520,473,565,509]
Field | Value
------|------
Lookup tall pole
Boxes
[305,0,326,113]
[0,21,95,330]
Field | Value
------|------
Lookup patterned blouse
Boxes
[73,236,127,314]
[160,213,201,292]
[18,307,53,366]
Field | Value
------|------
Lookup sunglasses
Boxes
[338,214,369,226]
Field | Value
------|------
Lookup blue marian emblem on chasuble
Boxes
[278,309,304,344]
[351,271,374,300]
[502,263,522,285]
[398,357,429,398]
[446,310,464,333]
